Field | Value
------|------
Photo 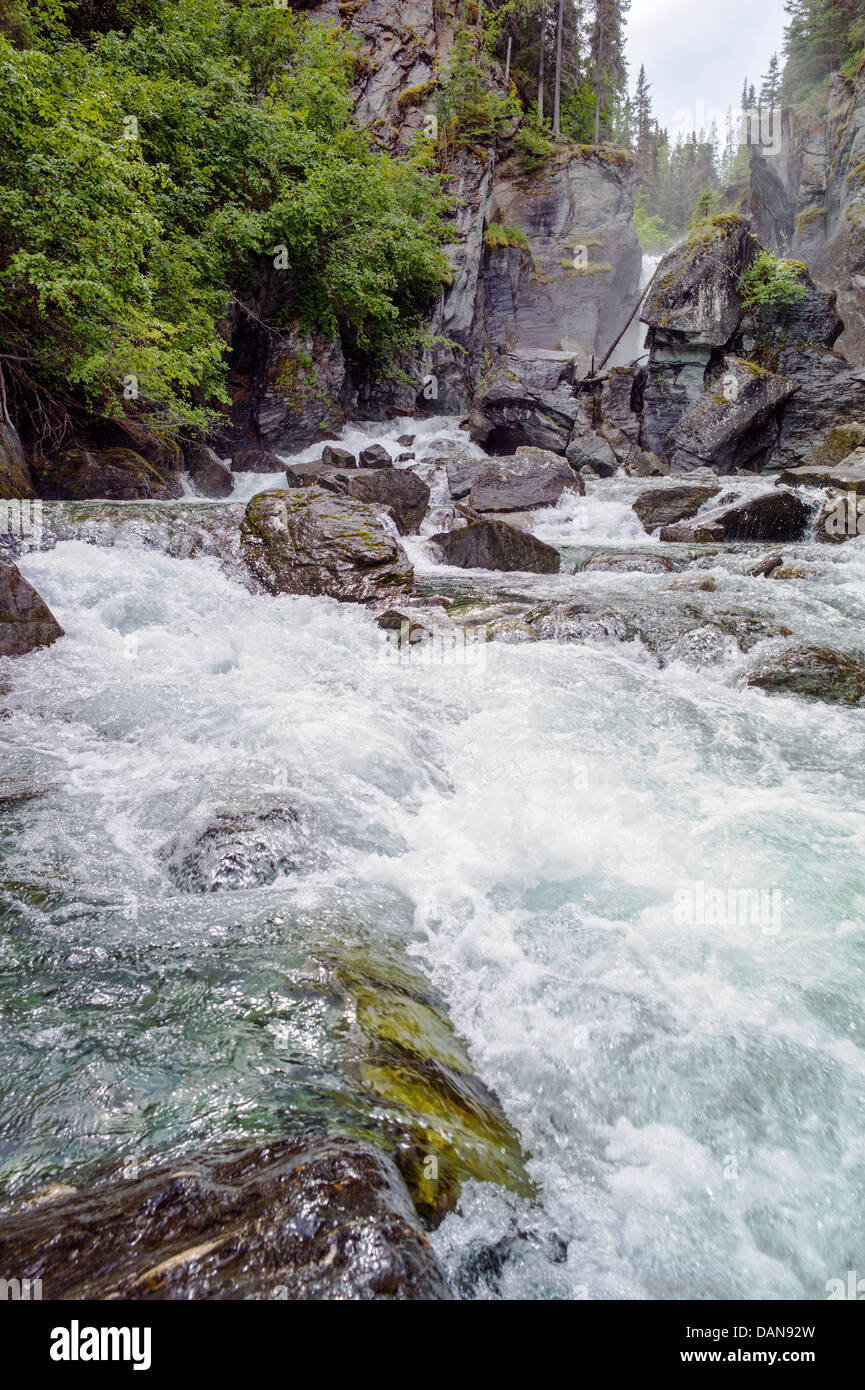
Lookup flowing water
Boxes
[1,415,864,1300]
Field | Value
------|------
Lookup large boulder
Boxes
[776,449,865,493]
[0,422,34,498]
[0,1137,453,1300]
[183,443,234,498]
[659,489,812,543]
[0,560,63,658]
[641,216,758,347]
[431,518,561,573]
[633,482,721,531]
[283,465,429,536]
[240,486,413,602]
[665,358,796,474]
[34,448,182,501]
[747,646,865,704]
[467,449,580,512]
[467,349,582,454]
[359,444,392,469]
[231,448,287,473]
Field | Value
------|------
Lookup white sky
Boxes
[625,0,789,138]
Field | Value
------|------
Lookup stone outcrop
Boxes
[743,56,865,363]
[467,449,580,512]
[0,1137,454,1299]
[283,463,429,535]
[0,559,64,658]
[633,482,722,531]
[467,349,582,453]
[240,486,413,601]
[747,645,865,704]
[430,517,561,573]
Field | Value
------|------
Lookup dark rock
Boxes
[335,468,429,535]
[467,350,581,454]
[0,1137,453,1300]
[776,451,865,493]
[34,448,182,501]
[321,445,357,469]
[431,519,561,574]
[162,801,301,893]
[747,646,865,704]
[397,434,415,447]
[566,423,618,476]
[582,550,676,574]
[445,458,484,500]
[184,444,233,498]
[0,560,63,658]
[666,357,796,474]
[659,489,812,543]
[633,483,721,530]
[232,449,287,473]
[240,487,413,602]
[85,417,183,473]
[467,450,580,512]
[642,216,758,347]
[359,444,393,469]
[0,422,34,499]
[375,610,430,645]
[255,324,346,454]
[396,452,415,463]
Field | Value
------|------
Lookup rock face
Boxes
[633,482,721,530]
[34,448,182,501]
[0,560,64,658]
[0,422,34,498]
[467,350,582,453]
[467,450,580,512]
[240,486,413,602]
[747,645,865,704]
[659,489,812,543]
[0,1137,453,1300]
[232,449,287,473]
[665,357,796,474]
[743,58,865,364]
[431,518,561,573]
[162,801,301,893]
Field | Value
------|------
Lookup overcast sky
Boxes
[625,0,789,139]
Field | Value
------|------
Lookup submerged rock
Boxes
[659,489,812,543]
[240,487,413,602]
[0,1137,453,1300]
[162,802,301,893]
[0,560,63,659]
[430,518,561,574]
[747,646,865,704]
[581,550,676,574]
[633,482,721,530]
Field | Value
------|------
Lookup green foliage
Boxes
[513,123,554,172]
[484,222,531,250]
[633,192,669,253]
[782,0,864,101]
[437,29,520,151]
[740,250,809,312]
[0,0,452,437]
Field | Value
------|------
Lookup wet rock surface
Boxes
[746,645,865,704]
[34,447,183,501]
[0,560,64,659]
[633,482,722,530]
[0,1137,454,1300]
[431,518,561,574]
[240,486,413,602]
[467,450,580,512]
[659,489,813,543]
[162,801,302,893]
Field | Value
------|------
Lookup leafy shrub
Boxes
[740,250,808,313]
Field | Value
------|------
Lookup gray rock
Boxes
[667,357,796,474]
[633,483,721,530]
[467,350,582,454]
[162,801,301,893]
[642,216,758,347]
[582,550,676,574]
[0,560,64,659]
[431,518,561,574]
[255,324,346,453]
[359,444,393,469]
[184,443,234,498]
[0,1137,453,1300]
[322,445,357,469]
[467,451,580,512]
[232,449,287,473]
[566,424,618,476]
[659,489,812,543]
[241,486,413,602]
[333,467,429,535]
[776,452,865,493]
[747,646,865,704]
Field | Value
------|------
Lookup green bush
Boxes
[0,0,452,437]
[740,250,808,313]
[485,222,530,251]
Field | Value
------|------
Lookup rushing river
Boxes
[1,415,864,1299]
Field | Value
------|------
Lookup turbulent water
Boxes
[2,415,865,1300]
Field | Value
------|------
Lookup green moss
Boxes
[796,204,825,234]
[396,79,437,111]
[485,221,531,251]
[847,161,865,189]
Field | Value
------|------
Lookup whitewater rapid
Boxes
[1,416,864,1299]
